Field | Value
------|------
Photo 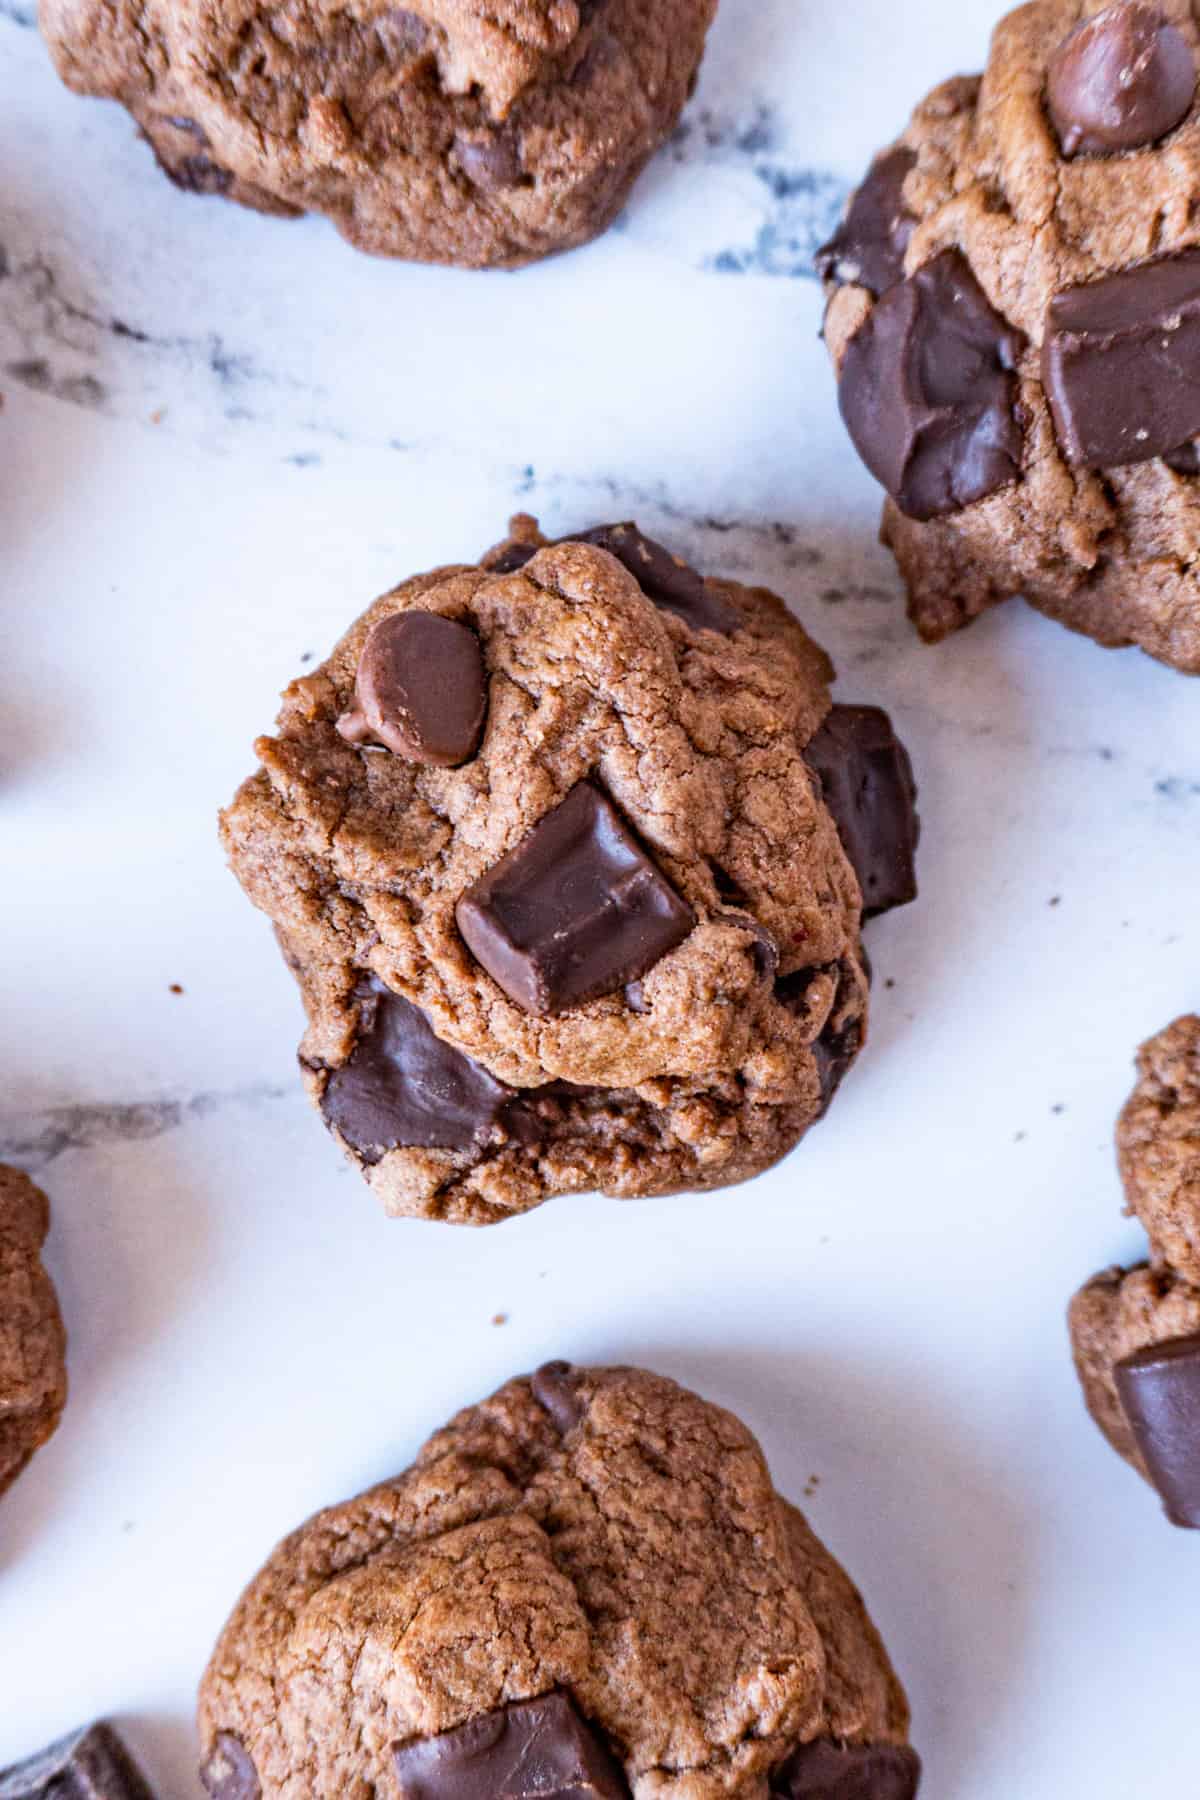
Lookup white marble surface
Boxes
[1,1,1197,1792]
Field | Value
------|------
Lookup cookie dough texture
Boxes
[220,521,875,1225]
[39,0,716,268]
[0,1164,67,1499]
[822,0,1200,673]
[197,1364,915,1800]
[1068,1015,1200,1479]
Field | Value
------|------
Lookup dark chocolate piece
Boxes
[572,523,739,634]
[199,1737,260,1800]
[776,962,865,1117]
[804,705,920,919]
[0,1723,157,1800]
[1043,249,1200,467]
[531,1360,585,1433]
[838,250,1024,520]
[1165,437,1200,473]
[456,781,695,1015]
[393,1693,629,1800]
[455,130,523,190]
[337,611,487,766]
[1046,3,1194,157]
[321,979,516,1155]
[488,541,540,574]
[816,148,917,298]
[1114,1333,1200,1528]
[772,1739,921,1800]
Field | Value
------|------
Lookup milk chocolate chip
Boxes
[1047,3,1195,157]
[838,250,1024,520]
[337,610,487,766]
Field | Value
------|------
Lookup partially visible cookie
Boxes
[40,0,718,269]
[1068,1016,1200,1527]
[197,1362,920,1799]
[0,1164,67,1500]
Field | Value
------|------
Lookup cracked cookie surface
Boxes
[197,1363,918,1800]
[0,1164,67,1500]
[821,0,1200,673]
[40,0,716,268]
[219,517,919,1225]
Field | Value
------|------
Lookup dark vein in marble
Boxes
[0,1,36,28]
[0,1083,293,1173]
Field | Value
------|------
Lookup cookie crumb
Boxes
[168,982,184,995]
[491,1312,508,1327]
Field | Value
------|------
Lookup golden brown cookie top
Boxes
[1117,1013,1200,1283]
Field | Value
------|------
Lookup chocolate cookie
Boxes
[1068,1014,1200,1525]
[0,1164,67,1500]
[821,0,1200,674]
[219,517,919,1224]
[40,0,717,269]
[197,1363,920,1799]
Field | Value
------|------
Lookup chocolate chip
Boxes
[771,1739,922,1800]
[0,1723,158,1800]
[531,1360,585,1433]
[1042,249,1200,468]
[199,1737,260,1800]
[1114,1333,1200,1528]
[454,130,523,190]
[838,250,1024,520]
[572,523,739,634]
[1165,437,1200,474]
[1046,3,1194,157]
[456,781,695,1015]
[804,705,919,919]
[321,979,516,1155]
[393,1694,629,1800]
[164,155,233,196]
[488,541,539,574]
[816,147,917,298]
[777,962,864,1116]
[337,611,488,766]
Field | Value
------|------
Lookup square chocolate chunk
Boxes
[456,781,695,1014]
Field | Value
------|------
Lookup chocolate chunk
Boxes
[804,705,919,919]
[321,979,516,1155]
[456,781,695,1015]
[838,250,1024,520]
[163,154,233,196]
[1165,437,1200,474]
[0,1723,157,1800]
[772,1739,921,1800]
[488,541,539,574]
[816,148,917,298]
[1046,3,1194,157]
[338,610,487,766]
[1042,250,1200,468]
[454,130,523,190]
[1114,1333,1200,1528]
[572,523,739,634]
[199,1737,260,1800]
[776,962,864,1116]
[531,1360,585,1433]
[393,1693,629,1800]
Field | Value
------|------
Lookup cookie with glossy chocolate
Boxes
[220,517,919,1224]
[1068,1014,1200,1525]
[821,0,1200,673]
[197,1363,920,1799]
[0,1164,67,1500]
[41,0,716,269]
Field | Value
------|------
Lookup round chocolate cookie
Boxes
[219,517,919,1224]
[40,0,717,269]
[820,0,1200,674]
[1068,1014,1200,1526]
[197,1363,921,1799]
[0,1164,68,1500]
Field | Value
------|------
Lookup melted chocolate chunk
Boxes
[199,1737,260,1800]
[321,979,516,1155]
[816,148,917,298]
[1042,249,1200,467]
[1114,1333,1200,1528]
[393,1694,629,1800]
[338,610,488,766]
[456,781,695,1015]
[838,250,1024,520]
[455,130,523,190]
[772,1739,921,1800]
[530,1360,586,1433]
[1046,3,1194,157]
[804,705,919,919]
[572,523,739,634]
[0,1724,157,1800]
